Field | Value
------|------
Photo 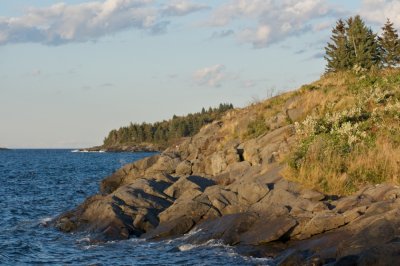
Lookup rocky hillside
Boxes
[56,69,400,265]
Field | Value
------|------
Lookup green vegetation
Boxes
[325,16,400,72]
[284,69,400,195]
[103,103,234,149]
[245,115,270,139]
[288,15,400,194]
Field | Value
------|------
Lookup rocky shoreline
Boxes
[56,76,400,266]
[56,115,400,265]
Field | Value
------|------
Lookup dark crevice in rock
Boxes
[237,148,245,162]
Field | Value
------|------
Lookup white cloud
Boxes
[193,64,226,87]
[0,0,206,45]
[209,0,342,48]
[0,0,158,45]
[162,0,209,17]
[360,0,400,27]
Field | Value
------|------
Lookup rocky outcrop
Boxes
[56,95,400,265]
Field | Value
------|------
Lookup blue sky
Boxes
[0,0,399,148]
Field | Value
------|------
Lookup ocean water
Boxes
[0,149,271,265]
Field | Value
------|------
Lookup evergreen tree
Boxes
[378,18,400,68]
[102,103,234,149]
[325,19,349,72]
[346,15,380,69]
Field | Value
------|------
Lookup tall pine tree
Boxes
[346,15,380,70]
[325,19,349,72]
[378,18,400,68]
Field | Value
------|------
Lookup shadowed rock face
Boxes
[56,105,400,265]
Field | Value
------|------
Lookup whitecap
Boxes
[39,217,53,226]
[77,237,91,244]
[178,239,225,252]
[178,244,197,251]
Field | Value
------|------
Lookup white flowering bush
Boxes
[286,70,400,195]
[295,106,369,147]
[383,101,400,118]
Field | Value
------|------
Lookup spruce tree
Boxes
[325,19,349,72]
[346,15,380,70]
[378,18,400,68]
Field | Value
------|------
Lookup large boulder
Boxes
[164,175,215,198]
[56,177,174,241]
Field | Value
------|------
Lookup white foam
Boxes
[82,244,99,250]
[39,217,53,226]
[77,237,91,243]
[178,244,197,251]
[178,239,225,252]
[185,228,202,236]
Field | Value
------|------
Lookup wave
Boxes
[178,239,226,252]
[38,217,53,226]
[176,237,273,265]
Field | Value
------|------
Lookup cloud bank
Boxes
[360,0,400,27]
[0,0,207,45]
[208,0,341,48]
[161,0,209,17]
[1,0,399,47]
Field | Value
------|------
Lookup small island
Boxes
[0,147,9,151]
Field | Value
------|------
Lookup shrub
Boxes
[245,115,270,139]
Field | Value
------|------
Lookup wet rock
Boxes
[357,241,400,266]
[56,177,174,241]
[187,213,259,245]
[142,216,195,239]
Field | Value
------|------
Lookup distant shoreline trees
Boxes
[325,15,400,72]
[102,103,234,149]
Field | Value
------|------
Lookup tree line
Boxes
[103,103,234,148]
[325,15,400,72]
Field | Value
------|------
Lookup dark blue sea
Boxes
[0,149,270,265]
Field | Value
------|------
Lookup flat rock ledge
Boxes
[55,122,400,265]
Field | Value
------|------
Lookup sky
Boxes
[0,0,399,148]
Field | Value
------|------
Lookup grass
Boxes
[282,69,400,195]
[244,115,270,139]
[215,69,399,196]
